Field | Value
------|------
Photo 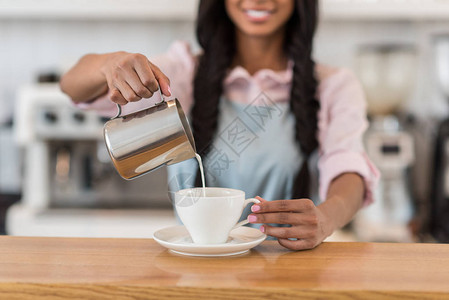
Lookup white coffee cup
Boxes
[174,187,260,244]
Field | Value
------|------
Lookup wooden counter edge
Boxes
[0,283,447,300]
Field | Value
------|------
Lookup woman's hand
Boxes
[248,196,334,250]
[100,52,171,105]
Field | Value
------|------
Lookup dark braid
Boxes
[192,0,320,199]
[192,0,235,166]
[286,0,320,198]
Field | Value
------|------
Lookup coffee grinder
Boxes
[353,44,417,242]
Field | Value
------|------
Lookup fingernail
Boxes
[259,225,265,233]
[251,205,260,212]
[248,215,257,223]
[167,85,172,95]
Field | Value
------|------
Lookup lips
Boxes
[244,9,273,22]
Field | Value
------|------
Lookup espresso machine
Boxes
[353,44,417,242]
[6,84,176,237]
[431,34,449,242]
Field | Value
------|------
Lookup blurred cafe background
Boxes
[1,0,449,243]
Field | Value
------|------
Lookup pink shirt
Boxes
[84,41,380,205]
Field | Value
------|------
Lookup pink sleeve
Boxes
[317,67,380,206]
[75,41,196,116]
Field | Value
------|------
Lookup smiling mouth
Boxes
[244,9,273,22]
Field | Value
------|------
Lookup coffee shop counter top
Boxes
[1,236,449,299]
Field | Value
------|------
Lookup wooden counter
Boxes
[0,236,448,299]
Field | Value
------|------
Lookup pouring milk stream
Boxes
[103,87,262,245]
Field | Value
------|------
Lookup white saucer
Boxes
[153,225,266,257]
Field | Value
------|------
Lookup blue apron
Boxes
[167,96,319,230]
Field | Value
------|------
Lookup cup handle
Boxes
[232,198,261,230]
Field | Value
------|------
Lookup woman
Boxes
[60,0,379,250]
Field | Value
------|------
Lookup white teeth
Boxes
[246,10,270,18]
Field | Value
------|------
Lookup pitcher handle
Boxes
[112,103,122,119]
[112,82,165,119]
[232,198,261,230]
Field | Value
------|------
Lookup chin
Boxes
[238,24,281,38]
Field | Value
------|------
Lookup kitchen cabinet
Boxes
[1,236,449,299]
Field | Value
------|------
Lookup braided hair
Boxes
[191,0,320,199]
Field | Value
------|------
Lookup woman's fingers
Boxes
[255,196,268,203]
[261,224,316,239]
[134,59,160,93]
[278,238,318,251]
[252,199,315,214]
[249,212,318,225]
[104,52,172,105]
[113,79,141,103]
[250,198,329,251]
[125,69,153,99]
[109,88,128,105]
[149,62,171,97]
[107,62,141,103]
[133,57,171,98]
[249,212,298,224]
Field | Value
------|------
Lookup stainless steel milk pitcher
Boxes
[103,90,196,180]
